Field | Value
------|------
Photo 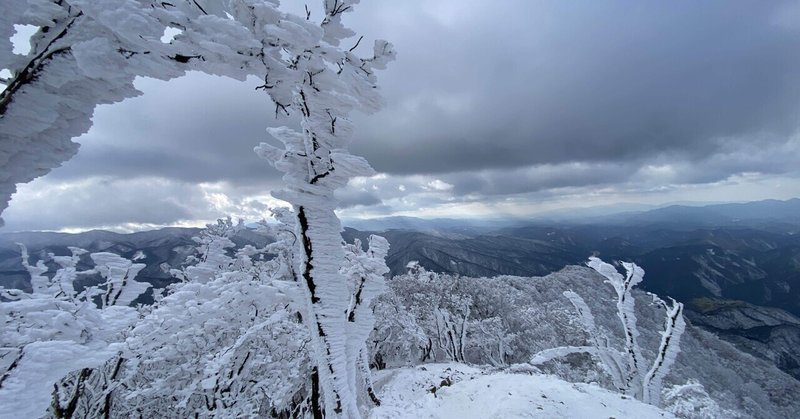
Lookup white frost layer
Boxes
[370,363,674,419]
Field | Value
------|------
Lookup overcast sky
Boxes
[4,0,800,232]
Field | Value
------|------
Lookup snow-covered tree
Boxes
[530,257,686,407]
[0,245,150,418]
[372,266,487,366]
[370,285,429,367]
[40,218,313,418]
[337,236,389,407]
[3,2,394,415]
[252,5,395,418]
[257,207,300,283]
[46,353,127,419]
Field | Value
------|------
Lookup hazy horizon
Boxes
[2,197,796,234]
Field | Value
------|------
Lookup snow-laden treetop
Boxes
[0,0,394,227]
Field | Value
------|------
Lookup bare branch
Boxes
[348,35,363,52]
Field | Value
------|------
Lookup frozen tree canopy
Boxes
[2,1,395,417]
[0,0,392,227]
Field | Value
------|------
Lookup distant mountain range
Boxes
[591,198,800,229]
[343,198,800,232]
[2,198,799,379]
[4,199,798,312]
[342,198,800,380]
[343,223,800,315]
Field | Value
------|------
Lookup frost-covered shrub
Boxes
[661,380,731,419]
[121,280,310,417]
[103,218,312,418]
[0,245,150,418]
[371,265,582,368]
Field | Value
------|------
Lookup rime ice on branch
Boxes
[2,2,394,416]
[531,257,686,407]
[253,1,395,415]
[0,0,185,226]
[1,0,392,226]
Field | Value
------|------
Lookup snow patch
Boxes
[370,363,674,419]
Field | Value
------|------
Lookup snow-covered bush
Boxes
[372,265,581,368]
[22,218,314,418]
[661,380,733,419]
[0,245,150,418]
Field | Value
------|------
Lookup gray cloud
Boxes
[347,1,800,175]
[47,74,294,186]
[54,1,800,182]
[443,163,636,197]
[334,188,383,209]
[5,1,800,230]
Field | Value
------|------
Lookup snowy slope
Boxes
[370,364,673,418]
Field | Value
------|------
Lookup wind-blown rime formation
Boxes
[642,294,686,406]
[530,257,686,408]
[589,257,647,397]
[253,2,395,416]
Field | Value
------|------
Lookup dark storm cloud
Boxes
[50,1,800,185]
[346,1,800,175]
[6,1,800,230]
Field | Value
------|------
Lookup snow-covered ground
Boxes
[370,364,674,418]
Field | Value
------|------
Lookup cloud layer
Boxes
[4,0,800,231]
